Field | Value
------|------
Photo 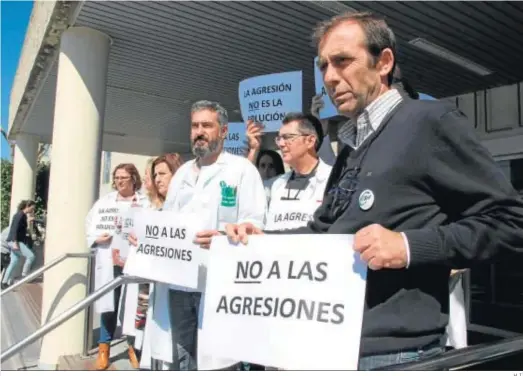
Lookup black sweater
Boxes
[7,211,29,244]
[283,99,523,355]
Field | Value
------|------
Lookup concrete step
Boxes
[57,338,138,371]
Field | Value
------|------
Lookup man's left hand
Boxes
[353,224,408,270]
[195,230,221,249]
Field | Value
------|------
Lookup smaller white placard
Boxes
[92,205,121,237]
[124,209,203,289]
[117,207,141,260]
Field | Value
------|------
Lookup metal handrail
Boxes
[0,275,150,363]
[380,335,523,371]
[0,252,95,297]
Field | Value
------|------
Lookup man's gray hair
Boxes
[191,100,228,126]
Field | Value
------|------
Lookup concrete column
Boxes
[39,27,111,369]
[9,134,39,219]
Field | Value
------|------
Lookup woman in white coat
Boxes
[85,163,148,370]
[126,153,184,370]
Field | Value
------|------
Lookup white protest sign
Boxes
[199,234,367,370]
[115,207,141,260]
[123,209,203,289]
[91,203,128,237]
[223,122,246,156]
[314,57,338,119]
[239,71,303,133]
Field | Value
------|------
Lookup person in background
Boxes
[264,112,332,229]
[226,11,523,370]
[86,163,149,370]
[142,157,156,202]
[150,153,184,207]
[2,200,37,289]
[1,226,11,278]
[244,121,286,201]
[256,149,285,182]
[245,120,285,181]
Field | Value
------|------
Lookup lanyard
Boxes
[282,161,320,201]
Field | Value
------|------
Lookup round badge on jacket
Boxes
[358,189,375,211]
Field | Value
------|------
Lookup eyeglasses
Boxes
[274,133,311,144]
[327,167,361,219]
[114,176,131,181]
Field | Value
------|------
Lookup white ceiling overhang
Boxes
[12,1,523,155]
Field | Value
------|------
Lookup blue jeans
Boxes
[2,242,35,284]
[99,266,124,344]
[358,342,445,370]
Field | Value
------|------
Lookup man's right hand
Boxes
[95,233,112,245]
[225,223,264,245]
[310,94,325,119]
[245,120,264,152]
[128,232,138,247]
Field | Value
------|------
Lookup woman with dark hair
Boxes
[244,122,286,204]
[85,163,149,370]
[255,149,285,181]
[1,200,37,289]
[244,120,285,181]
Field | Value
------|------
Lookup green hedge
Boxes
[1,159,50,229]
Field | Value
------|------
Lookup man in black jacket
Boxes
[222,11,523,370]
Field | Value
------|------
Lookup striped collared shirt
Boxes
[338,89,404,149]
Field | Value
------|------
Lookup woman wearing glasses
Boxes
[85,163,149,370]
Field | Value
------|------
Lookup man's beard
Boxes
[191,136,221,159]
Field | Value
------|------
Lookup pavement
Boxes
[1,282,43,371]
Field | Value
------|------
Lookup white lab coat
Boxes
[85,191,149,314]
[446,272,468,349]
[263,176,279,203]
[138,283,155,369]
[150,151,267,370]
[265,159,332,231]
